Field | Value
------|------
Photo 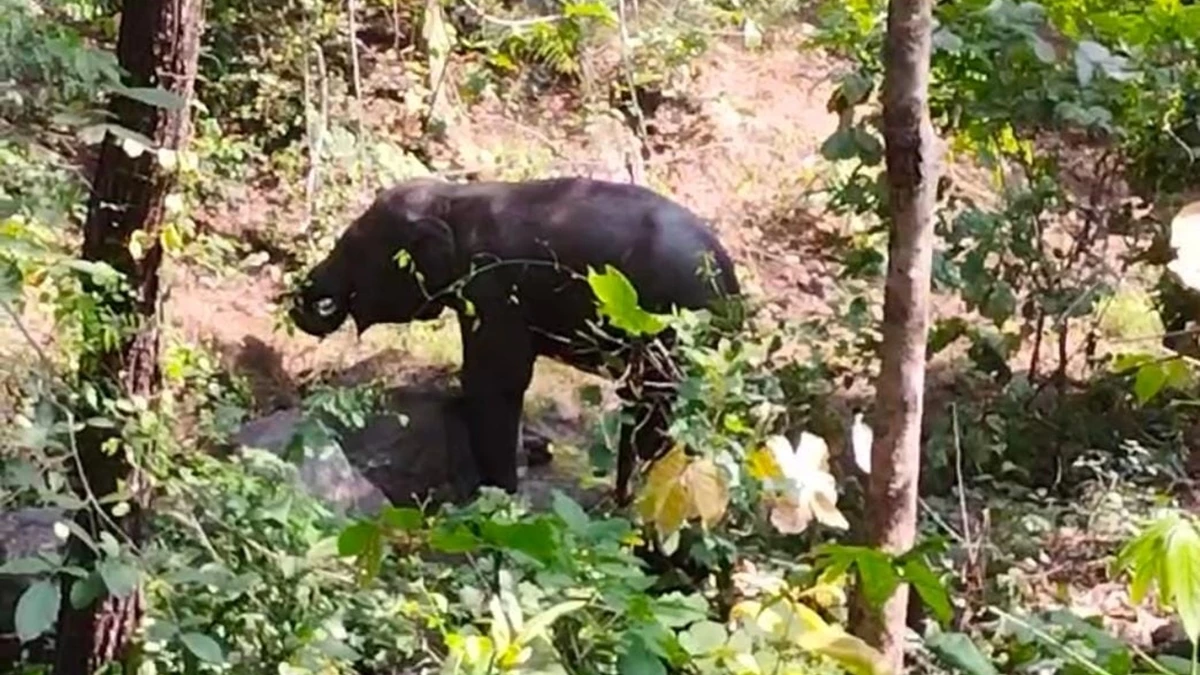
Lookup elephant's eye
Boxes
[314,297,338,317]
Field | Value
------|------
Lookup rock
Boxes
[0,508,66,665]
[0,507,64,561]
[231,381,572,516]
[232,408,391,517]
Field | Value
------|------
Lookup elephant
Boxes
[288,176,741,502]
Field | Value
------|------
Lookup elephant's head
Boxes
[288,179,460,338]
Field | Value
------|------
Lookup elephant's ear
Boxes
[406,210,457,288]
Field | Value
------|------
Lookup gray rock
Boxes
[231,380,597,517]
[0,507,64,561]
[0,507,66,660]
[232,408,391,517]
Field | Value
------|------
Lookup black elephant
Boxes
[288,176,741,502]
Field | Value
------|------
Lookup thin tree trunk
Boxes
[53,0,204,671]
[853,0,938,670]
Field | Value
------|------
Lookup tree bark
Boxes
[53,0,204,672]
[853,0,938,670]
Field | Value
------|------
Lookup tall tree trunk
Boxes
[54,0,203,672]
[853,0,938,670]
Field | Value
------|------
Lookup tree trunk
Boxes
[53,0,204,672]
[853,0,938,670]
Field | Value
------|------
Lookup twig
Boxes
[0,298,52,369]
[303,43,329,232]
[917,498,966,544]
[990,608,1120,675]
[392,0,403,51]
[951,403,973,553]
[1029,309,1045,380]
[346,0,365,192]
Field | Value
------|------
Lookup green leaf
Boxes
[380,506,423,532]
[855,551,901,610]
[337,521,379,556]
[839,73,872,107]
[902,558,952,625]
[482,520,559,564]
[0,258,20,302]
[146,619,180,643]
[1134,362,1169,405]
[586,265,667,336]
[0,557,55,576]
[618,633,667,675]
[69,573,106,610]
[1116,515,1173,604]
[820,128,859,161]
[852,127,884,166]
[113,85,187,110]
[1156,655,1196,674]
[515,599,587,647]
[63,259,121,284]
[1030,35,1057,63]
[179,631,226,664]
[314,636,361,660]
[925,631,999,675]
[1164,519,1200,643]
[980,282,1017,325]
[430,523,481,554]
[1163,358,1193,392]
[15,580,60,643]
[551,490,590,533]
[98,560,139,598]
[928,317,969,357]
[652,591,709,628]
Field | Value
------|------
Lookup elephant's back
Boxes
[458,177,740,310]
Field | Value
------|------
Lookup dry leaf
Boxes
[637,445,730,537]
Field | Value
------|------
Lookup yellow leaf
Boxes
[636,445,730,537]
[787,600,832,633]
[129,230,148,260]
[682,457,729,529]
[161,222,183,253]
[797,582,847,609]
[795,627,893,675]
[746,446,783,480]
[730,599,763,621]
[637,444,689,530]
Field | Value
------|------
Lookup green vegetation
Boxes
[4,0,1200,673]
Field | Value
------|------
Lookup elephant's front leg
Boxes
[462,391,525,492]
[459,306,536,494]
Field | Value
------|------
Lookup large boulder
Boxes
[232,380,573,516]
